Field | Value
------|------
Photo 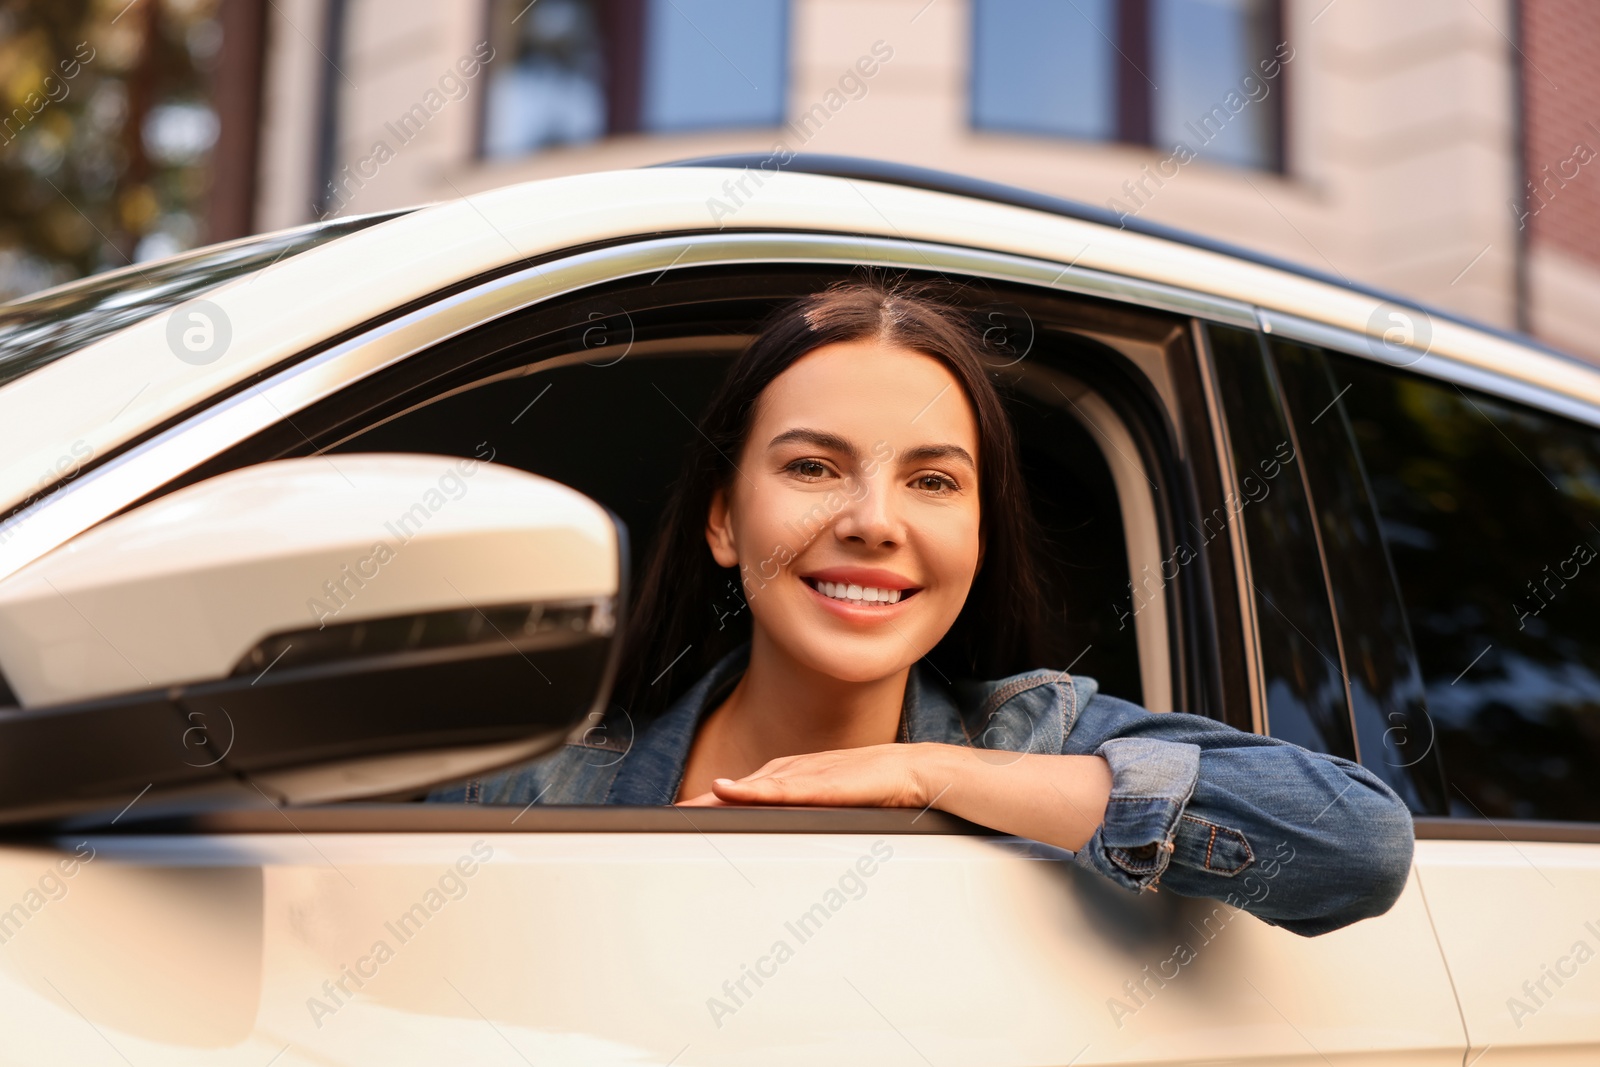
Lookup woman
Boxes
[432,278,1414,937]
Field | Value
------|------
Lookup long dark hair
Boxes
[613,276,1046,725]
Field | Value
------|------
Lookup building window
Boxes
[481,0,788,160]
[482,0,608,158]
[970,0,1286,172]
[640,0,787,132]
[971,0,1116,141]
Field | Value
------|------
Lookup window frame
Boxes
[0,231,1268,834]
[1260,309,1600,434]
[169,263,1213,717]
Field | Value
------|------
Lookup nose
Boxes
[832,471,906,549]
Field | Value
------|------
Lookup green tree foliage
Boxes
[0,0,221,300]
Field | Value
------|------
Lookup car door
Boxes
[1260,314,1600,1064]
[0,184,1464,1063]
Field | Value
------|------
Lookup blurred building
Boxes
[6,1,1598,362]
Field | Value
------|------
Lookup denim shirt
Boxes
[430,641,1415,937]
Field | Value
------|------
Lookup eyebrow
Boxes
[767,428,854,455]
[766,428,976,471]
[901,443,977,469]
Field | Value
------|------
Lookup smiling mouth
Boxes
[801,577,920,605]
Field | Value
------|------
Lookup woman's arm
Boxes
[908,746,1115,852]
[1044,689,1415,937]
[704,687,1415,937]
[693,743,1115,848]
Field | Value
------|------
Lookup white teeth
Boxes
[809,580,905,605]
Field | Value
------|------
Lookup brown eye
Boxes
[915,473,958,493]
[788,458,828,478]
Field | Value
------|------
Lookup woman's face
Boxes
[706,338,983,683]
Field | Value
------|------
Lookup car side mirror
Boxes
[0,454,625,825]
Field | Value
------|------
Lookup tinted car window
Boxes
[1206,324,1354,759]
[1270,338,1447,815]
[1327,351,1600,823]
[0,212,405,391]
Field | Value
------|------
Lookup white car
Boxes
[0,156,1594,1064]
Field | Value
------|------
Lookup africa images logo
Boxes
[166,298,232,365]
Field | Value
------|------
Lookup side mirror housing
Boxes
[0,454,625,824]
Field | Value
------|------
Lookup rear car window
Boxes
[1327,351,1600,823]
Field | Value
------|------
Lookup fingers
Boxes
[711,775,797,803]
[675,790,731,806]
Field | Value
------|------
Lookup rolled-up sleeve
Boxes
[1064,687,1415,938]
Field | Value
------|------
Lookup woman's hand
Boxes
[677,742,935,808]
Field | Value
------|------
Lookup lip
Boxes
[800,575,919,622]
[799,566,919,591]
[796,565,923,623]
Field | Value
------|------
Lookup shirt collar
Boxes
[605,641,972,805]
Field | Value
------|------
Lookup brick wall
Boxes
[1521,0,1600,272]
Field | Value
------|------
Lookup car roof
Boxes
[659,153,1589,372]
